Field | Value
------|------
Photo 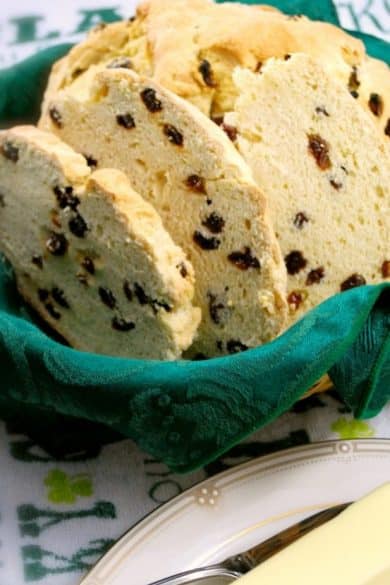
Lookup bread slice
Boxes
[40,69,287,356]
[39,0,389,138]
[0,126,200,360]
[225,55,390,324]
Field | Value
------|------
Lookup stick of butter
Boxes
[236,483,390,585]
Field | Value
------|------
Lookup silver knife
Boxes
[147,502,350,584]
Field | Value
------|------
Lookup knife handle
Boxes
[223,503,350,574]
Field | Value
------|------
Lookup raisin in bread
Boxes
[0,126,200,360]
[225,55,390,324]
[40,68,287,356]
[40,0,389,138]
[358,57,390,141]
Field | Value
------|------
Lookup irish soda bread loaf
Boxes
[40,68,288,356]
[39,0,390,138]
[225,55,390,324]
[0,126,200,359]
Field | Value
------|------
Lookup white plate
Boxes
[80,439,390,585]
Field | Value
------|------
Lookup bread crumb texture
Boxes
[0,126,201,359]
[226,55,389,325]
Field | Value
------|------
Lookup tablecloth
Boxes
[0,1,389,584]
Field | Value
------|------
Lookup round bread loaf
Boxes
[40,0,390,139]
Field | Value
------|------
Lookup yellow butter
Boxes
[237,484,390,585]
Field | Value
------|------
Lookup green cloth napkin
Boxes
[0,0,389,472]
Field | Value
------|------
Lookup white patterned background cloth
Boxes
[0,1,389,584]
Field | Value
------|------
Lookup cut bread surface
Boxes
[226,55,390,323]
[0,126,200,360]
[41,69,288,356]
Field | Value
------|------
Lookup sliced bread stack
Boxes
[1,1,389,361]
[0,126,201,359]
[40,67,288,357]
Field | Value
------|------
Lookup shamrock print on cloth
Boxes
[44,470,93,504]
[22,539,115,582]
[18,502,116,538]
[331,417,375,439]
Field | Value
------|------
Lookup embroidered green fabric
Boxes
[0,0,388,472]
